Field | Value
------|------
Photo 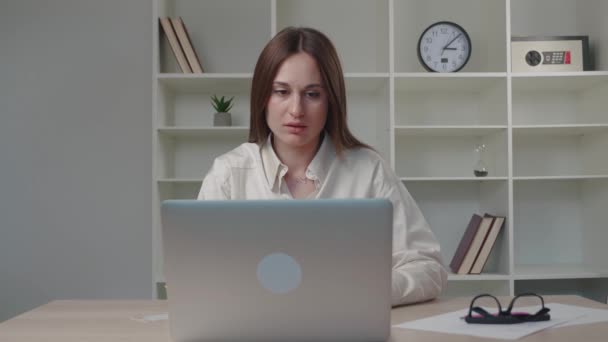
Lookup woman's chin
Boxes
[276,133,317,149]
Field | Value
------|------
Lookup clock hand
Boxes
[442,33,462,51]
[441,46,457,56]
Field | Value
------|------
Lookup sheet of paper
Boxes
[394,305,584,340]
[130,313,168,323]
[548,303,608,327]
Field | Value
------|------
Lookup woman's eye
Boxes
[306,92,321,98]
[273,89,288,95]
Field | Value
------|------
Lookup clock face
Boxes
[417,21,471,72]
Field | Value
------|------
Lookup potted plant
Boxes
[211,94,234,126]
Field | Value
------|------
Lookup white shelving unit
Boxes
[153,0,608,301]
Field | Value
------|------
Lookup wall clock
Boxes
[417,21,471,72]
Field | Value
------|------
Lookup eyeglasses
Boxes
[464,293,551,324]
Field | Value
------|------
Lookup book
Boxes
[456,215,494,274]
[159,17,192,73]
[171,17,204,73]
[469,214,505,274]
[449,214,482,274]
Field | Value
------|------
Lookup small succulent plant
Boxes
[211,95,234,113]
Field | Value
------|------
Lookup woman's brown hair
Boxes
[249,26,370,156]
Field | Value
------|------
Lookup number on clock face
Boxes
[417,22,471,72]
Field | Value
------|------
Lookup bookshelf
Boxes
[153,0,608,302]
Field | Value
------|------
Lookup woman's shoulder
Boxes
[213,142,260,169]
[342,146,398,182]
[343,145,387,167]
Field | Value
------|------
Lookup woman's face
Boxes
[266,52,328,151]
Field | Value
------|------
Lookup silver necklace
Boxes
[294,175,309,184]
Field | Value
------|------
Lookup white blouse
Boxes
[198,135,448,306]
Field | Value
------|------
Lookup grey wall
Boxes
[0,0,153,322]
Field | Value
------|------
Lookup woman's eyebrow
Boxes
[272,81,323,89]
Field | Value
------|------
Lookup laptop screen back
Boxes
[161,199,393,342]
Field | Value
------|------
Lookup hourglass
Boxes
[474,143,488,177]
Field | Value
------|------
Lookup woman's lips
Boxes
[285,123,306,134]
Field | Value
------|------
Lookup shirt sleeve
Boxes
[373,159,448,306]
[197,158,231,200]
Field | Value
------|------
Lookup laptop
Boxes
[161,199,393,342]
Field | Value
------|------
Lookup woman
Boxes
[198,27,447,306]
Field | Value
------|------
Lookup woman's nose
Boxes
[289,94,304,117]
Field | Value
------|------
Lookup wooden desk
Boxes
[0,295,606,341]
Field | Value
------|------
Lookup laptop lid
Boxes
[161,199,392,342]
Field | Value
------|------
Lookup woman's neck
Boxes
[272,135,323,174]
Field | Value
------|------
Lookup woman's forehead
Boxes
[273,52,322,86]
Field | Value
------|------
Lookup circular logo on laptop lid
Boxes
[256,253,302,294]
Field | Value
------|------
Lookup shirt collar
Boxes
[260,133,336,193]
[307,133,335,184]
[260,134,285,192]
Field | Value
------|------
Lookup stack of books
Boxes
[449,213,506,275]
[159,17,204,73]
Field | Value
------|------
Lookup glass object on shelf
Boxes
[474,143,488,177]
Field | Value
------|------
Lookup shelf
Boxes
[402,177,507,182]
[513,124,608,136]
[514,175,608,181]
[512,71,608,78]
[345,73,390,78]
[344,73,389,92]
[157,126,249,138]
[442,279,511,298]
[395,75,506,92]
[514,264,608,280]
[157,73,253,78]
[448,273,510,281]
[157,178,202,184]
[395,126,506,137]
[396,72,507,78]
[157,74,252,93]
[157,73,391,92]
[514,277,608,303]
[511,73,608,92]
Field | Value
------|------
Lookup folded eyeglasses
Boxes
[465,293,551,324]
